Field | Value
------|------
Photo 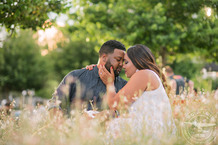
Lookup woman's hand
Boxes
[99,65,115,85]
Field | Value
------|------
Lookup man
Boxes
[163,65,194,95]
[48,40,127,114]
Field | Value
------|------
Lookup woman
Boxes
[99,44,176,140]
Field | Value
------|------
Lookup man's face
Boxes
[105,49,125,77]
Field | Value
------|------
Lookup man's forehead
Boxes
[112,49,125,57]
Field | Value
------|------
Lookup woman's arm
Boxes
[106,72,147,110]
[99,66,159,110]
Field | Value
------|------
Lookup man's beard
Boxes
[105,60,121,77]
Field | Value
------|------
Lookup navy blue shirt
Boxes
[50,66,127,113]
[169,75,189,95]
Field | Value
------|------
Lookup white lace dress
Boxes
[106,70,176,141]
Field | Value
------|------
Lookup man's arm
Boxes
[47,72,76,114]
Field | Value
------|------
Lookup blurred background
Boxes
[0,0,217,109]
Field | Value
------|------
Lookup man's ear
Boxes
[102,54,108,63]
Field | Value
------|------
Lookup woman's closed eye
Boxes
[124,60,128,64]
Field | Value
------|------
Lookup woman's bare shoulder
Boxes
[133,69,160,90]
[133,69,156,77]
[127,69,155,83]
[132,69,159,84]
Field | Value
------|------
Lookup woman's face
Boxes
[123,53,137,78]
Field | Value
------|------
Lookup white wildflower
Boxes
[123,96,128,103]
[1,123,6,130]
[70,110,76,116]
[56,100,61,106]
[84,110,99,118]
[215,104,218,110]
[174,105,181,114]
[180,94,185,100]
[112,101,117,108]
[132,96,138,101]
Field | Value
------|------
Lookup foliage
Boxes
[0,30,48,95]
[49,39,99,81]
[194,77,218,92]
[0,29,99,98]
[0,0,69,34]
[1,0,217,98]
[169,55,218,91]
[182,7,218,63]
[69,0,218,64]
[170,57,203,80]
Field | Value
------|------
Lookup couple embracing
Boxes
[48,40,176,140]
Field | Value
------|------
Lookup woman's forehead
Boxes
[124,53,129,59]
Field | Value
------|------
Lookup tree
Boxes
[0,30,49,98]
[0,0,68,35]
[69,0,217,64]
[49,39,98,81]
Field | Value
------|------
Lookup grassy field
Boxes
[0,90,217,145]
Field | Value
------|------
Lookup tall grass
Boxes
[0,89,217,145]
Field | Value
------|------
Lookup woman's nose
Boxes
[123,63,126,69]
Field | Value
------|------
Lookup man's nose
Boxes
[119,60,123,66]
[122,64,125,68]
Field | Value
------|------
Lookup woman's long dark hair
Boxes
[127,44,170,94]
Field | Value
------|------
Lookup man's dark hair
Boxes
[99,40,126,56]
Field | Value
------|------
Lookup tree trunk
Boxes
[160,46,167,67]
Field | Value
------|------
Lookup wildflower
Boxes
[84,110,99,119]
[132,96,138,101]
[1,122,6,130]
[123,96,128,103]
[215,104,218,110]
[174,105,181,114]
[70,110,76,116]
[112,101,117,108]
